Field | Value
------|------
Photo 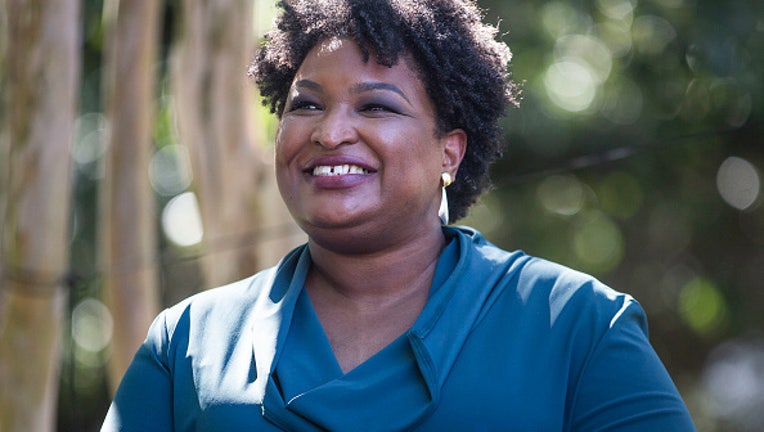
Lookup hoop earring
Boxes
[439,172,453,225]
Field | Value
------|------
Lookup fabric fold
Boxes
[256,227,528,430]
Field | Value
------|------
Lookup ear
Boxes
[441,128,467,179]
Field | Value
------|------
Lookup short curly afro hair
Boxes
[250,0,519,222]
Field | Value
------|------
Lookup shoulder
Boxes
[518,256,640,325]
[147,244,308,349]
[161,268,277,331]
[137,267,278,359]
[510,254,647,345]
[451,225,644,334]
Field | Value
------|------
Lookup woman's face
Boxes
[275,38,464,250]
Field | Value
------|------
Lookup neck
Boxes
[306,226,445,308]
[304,226,446,373]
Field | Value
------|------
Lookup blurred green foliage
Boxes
[57,0,763,430]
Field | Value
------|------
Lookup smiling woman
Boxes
[274,38,461,253]
[101,1,696,431]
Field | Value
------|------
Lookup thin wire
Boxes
[499,123,755,185]
[0,265,69,296]
[159,221,303,266]
[2,222,300,296]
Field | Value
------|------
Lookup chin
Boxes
[297,201,376,231]
[308,230,381,255]
[300,217,388,254]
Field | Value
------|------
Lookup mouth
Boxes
[311,164,371,176]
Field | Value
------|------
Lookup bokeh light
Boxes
[573,210,624,273]
[657,263,696,309]
[594,20,633,57]
[600,78,644,125]
[711,79,753,127]
[632,15,677,55]
[678,277,728,336]
[681,78,712,122]
[544,33,613,113]
[71,298,113,354]
[537,175,586,216]
[541,2,591,38]
[555,35,613,83]
[595,0,636,22]
[73,112,109,178]
[703,339,764,431]
[461,194,503,237]
[149,144,193,197]
[595,171,644,219]
[161,191,204,247]
[716,156,760,211]
[544,60,599,112]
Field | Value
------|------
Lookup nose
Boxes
[310,107,358,149]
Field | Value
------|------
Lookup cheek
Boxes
[273,150,296,200]
[274,123,301,167]
[273,148,296,207]
[273,132,296,193]
[396,132,444,177]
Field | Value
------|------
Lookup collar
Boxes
[250,227,528,430]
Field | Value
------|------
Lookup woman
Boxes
[102,1,695,430]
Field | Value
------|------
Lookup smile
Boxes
[312,165,370,176]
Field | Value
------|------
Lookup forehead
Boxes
[314,37,346,57]
[295,38,424,89]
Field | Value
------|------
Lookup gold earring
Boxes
[441,172,453,188]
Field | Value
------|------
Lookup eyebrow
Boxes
[292,79,412,106]
[293,79,322,92]
[351,82,412,105]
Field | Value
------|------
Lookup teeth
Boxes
[312,164,369,176]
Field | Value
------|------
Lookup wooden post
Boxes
[99,0,161,393]
[0,1,80,430]
[171,0,267,289]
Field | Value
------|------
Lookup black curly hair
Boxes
[250,0,519,222]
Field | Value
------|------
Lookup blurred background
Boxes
[0,0,762,431]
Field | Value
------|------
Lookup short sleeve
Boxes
[101,311,174,432]
[568,301,696,431]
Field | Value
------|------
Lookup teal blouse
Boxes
[102,227,695,431]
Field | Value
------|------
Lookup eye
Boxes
[359,102,400,115]
[287,98,322,112]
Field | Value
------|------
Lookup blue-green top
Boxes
[102,226,695,431]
